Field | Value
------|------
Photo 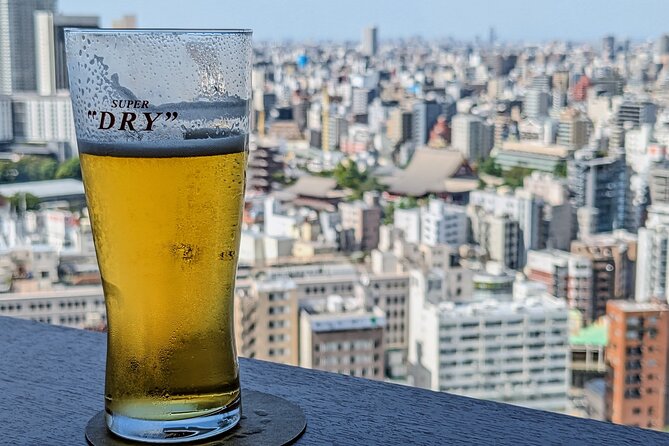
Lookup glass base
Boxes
[105,396,241,444]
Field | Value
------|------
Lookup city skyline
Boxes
[59,0,669,42]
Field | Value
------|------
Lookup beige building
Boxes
[234,278,300,365]
[299,296,385,380]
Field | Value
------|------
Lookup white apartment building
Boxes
[11,92,76,151]
[0,285,105,328]
[636,204,669,303]
[408,289,570,412]
[451,113,493,161]
[469,189,542,266]
[394,199,468,248]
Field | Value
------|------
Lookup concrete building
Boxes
[468,189,543,267]
[0,96,12,142]
[11,92,77,156]
[0,286,105,329]
[451,113,493,161]
[525,249,592,317]
[361,252,410,380]
[387,108,412,145]
[522,172,572,250]
[300,295,385,380]
[557,109,590,149]
[394,199,468,248]
[234,277,300,365]
[409,288,570,412]
[568,150,627,235]
[0,0,56,94]
[524,83,550,119]
[636,164,669,303]
[571,231,638,322]
[339,199,382,251]
[412,100,441,147]
[605,301,669,430]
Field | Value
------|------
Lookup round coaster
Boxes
[85,390,306,446]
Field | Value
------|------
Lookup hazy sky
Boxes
[59,0,669,42]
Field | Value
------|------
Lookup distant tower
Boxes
[321,87,330,152]
[658,34,669,67]
[362,26,378,57]
[602,35,615,61]
[488,27,496,46]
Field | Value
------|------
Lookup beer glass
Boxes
[65,29,252,443]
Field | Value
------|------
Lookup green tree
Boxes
[55,157,82,180]
[382,202,395,225]
[553,161,567,178]
[479,157,503,177]
[9,193,40,211]
[503,166,534,189]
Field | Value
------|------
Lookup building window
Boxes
[632,407,641,415]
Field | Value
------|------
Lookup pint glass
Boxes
[65,29,252,443]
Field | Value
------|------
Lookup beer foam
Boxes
[65,30,252,154]
[78,133,247,158]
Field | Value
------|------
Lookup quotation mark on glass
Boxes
[165,112,179,121]
[87,110,98,118]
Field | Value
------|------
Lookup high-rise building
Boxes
[524,88,550,119]
[361,26,378,57]
[34,12,99,95]
[602,35,615,61]
[605,301,669,430]
[408,282,570,412]
[0,96,12,142]
[636,209,669,303]
[468,189,544,267]
[611,99,657,149]
[11,92,77,156]
[557,108,590,149]
[412,100,441,147]
[0,0,56,94]
[568,150,627,234]
[571,231,638,322]
[300,295,385,380]
[451,113,493,161]
[351,88,370,116]
[387,108,412,145]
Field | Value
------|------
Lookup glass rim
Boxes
[64,28,253,35]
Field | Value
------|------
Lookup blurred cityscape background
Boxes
[2,0,669,433]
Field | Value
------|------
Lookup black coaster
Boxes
[85,390,306,446]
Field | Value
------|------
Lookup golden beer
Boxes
[81,147,246,421]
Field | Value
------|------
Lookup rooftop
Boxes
[4,315,668,445]
[570,323,609,347]
[381,148,477,197]
[0,179,85,200]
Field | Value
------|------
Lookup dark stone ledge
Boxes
[1,316,667,445]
